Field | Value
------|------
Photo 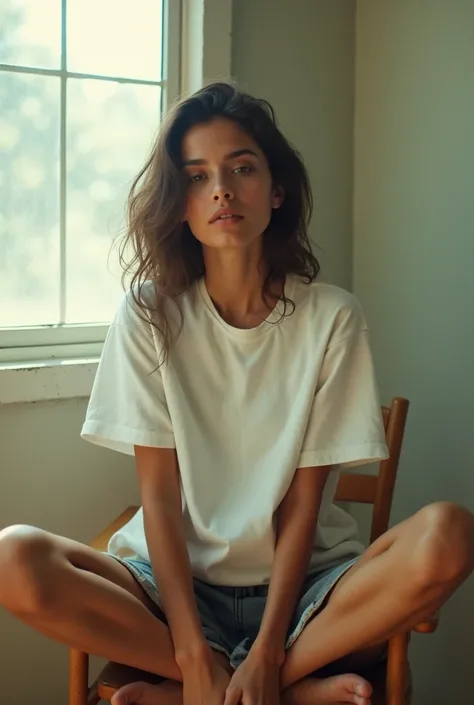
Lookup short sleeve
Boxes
[297,328,389,470]
[81,295,175,455]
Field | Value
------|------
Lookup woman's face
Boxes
[182,117,283,251]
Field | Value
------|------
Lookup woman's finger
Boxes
[223,684,242,705]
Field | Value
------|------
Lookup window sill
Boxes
[0,358,99,405]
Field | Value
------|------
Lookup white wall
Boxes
[0,399,138,705]
[354,2,474,702]
[232,0,356,289]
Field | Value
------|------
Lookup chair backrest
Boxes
[335,397,409,543]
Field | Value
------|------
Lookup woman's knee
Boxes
[412,502,474,587]
[0,525,60,615]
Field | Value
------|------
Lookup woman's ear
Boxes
[272,185,284,209]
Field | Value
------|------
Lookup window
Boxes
[0,0,180,362]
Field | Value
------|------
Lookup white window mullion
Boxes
[0,63,166,87]
[163,0,181,106]
[59,0,68,324]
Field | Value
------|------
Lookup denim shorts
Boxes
[112,555,358,669]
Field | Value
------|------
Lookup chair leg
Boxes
[386,632,409,705]
[69,649,90,705]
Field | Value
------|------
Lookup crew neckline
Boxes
[197,275,295,340]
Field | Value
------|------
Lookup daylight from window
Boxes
[0,0,164,327]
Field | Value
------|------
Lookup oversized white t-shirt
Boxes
[82,275,389,586]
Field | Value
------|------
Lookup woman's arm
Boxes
[135,445,210,667]
[252,465,331,661]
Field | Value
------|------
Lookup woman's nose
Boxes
[212,177,233,202]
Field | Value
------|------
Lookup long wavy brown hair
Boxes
[119,81,320,363]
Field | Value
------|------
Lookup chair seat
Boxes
[97,660,412,704]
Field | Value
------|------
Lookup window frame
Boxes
[0,0,181,364]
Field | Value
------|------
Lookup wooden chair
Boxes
[69,397,438,705]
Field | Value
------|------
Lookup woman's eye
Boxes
[188,173,205,183]
[234,165,253,174]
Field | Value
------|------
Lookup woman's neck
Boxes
[202,247,281,329]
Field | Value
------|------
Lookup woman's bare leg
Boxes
[281,502,474,688]
[0,524,182,680]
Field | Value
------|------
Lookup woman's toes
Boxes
[111,681,147,705]
[353,695,372,705]
[353,677,372,699]
[287,674,372,705]
[111,680,175,705]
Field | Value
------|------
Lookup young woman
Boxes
[1,83,473,705]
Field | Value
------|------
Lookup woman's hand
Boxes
[181,650,232,705]
[224,647,283,705]
[111,651,231,705]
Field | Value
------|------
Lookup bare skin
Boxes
[0,525,182,679]
[0,525,370,705]
[1,501,473,705]
[109,675,373,705]
[281,501,474,687]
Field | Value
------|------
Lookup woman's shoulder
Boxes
[114,280,188,329]
[112,281,157,331]
[291,276,363,314]
[289,276,368,343]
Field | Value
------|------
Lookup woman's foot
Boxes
[285,674,373,705]
[111,679,182,705]
[110,673,372,705]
